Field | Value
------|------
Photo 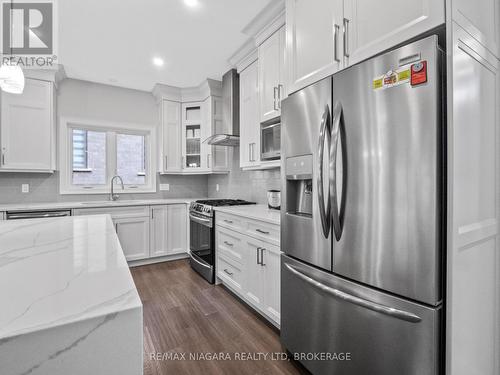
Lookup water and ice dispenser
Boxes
[285,155,313,217]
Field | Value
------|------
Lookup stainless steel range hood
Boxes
[204,69,240,146]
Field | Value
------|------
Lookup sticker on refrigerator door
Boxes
[410,61,427,86]
[373,67,411,91]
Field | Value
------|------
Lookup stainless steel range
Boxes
[189,199,255,283]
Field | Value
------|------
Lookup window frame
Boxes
[59,117,157,195]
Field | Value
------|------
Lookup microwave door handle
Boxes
[317,105,332,238]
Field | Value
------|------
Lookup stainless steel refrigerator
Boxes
[280,35,445,375]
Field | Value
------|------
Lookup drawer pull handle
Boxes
[224,241,234,247]
[224,269,234,276]
[256,229,270,235]
[224,220,233,224]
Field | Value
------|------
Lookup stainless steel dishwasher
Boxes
[6,210,72,220]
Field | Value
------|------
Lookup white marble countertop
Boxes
[0,215,142,340]
[0,198,203,212]
[214,204,281,225]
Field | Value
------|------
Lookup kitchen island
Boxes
[0,215,143,375]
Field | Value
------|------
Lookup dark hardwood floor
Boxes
[131,259,308,375]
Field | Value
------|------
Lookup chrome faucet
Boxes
[110,175,124,201]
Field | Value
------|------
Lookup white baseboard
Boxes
[128,253,189,267]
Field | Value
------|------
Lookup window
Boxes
[72,129,107,185]
[116,133,146,185]
[60,118,156,194]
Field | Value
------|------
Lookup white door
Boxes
[261,244,281,325]
[210,96,229,172]
[286,0,344,95]
[244,238,264,309]
[447,24,499,375]
[150,206,169,257]
[181,102,203,170]
[452,0,499,58]
[166,204,187,255]
[114,216,150,261]
[240,61,261,168]
[0,79,53,171]
[343,0,445,67]
[162,100,182,173]
[259,27,285,123]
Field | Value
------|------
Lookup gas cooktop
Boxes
[195,199,256,207]
[190,199,256,218]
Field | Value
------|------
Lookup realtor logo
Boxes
[1,0,57,68]
[2,1,53,54]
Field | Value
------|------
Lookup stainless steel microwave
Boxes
[261,122,281,160]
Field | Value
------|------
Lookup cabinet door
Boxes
[114,216,150,261]
[210,96,230,171]
[261,244,281,325]
[151,204,187,257]
[150,206,169,257]
[0,79,53,171]
[166,204,187,255]
[343,0,444,67]
[181,102,203,170]
[259,28,285,123]
[240,61,261,168]
[452,0,499,58]
[244,238,265,309]
[161,100,182,172]
[447,24,499,375]
[286,0,344,95]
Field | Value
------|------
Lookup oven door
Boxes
[189,211,215,283]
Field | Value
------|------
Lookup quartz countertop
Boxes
[214,204,281,225]
[0,215,142,340]
[0,198,203,212]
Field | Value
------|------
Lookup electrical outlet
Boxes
[21,184,29,193]
[216,184,219,192]
[160,184,170,191]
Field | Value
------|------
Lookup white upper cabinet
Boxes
[286,0,344,94]
[182,102,204,171]
[452,0,499,58]
[0,79,55,172]
[160,100,182,173]
[239,61,261,169]
[343,0,445,66]
[206,96,230,172]
[285,0,445,93]
[259,27,286,123]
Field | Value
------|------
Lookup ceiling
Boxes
[58,0,274,92]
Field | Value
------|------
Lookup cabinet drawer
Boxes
[216,212,244,232]
[216,227,244,265]
[73,206,150,219]
[217,255,243,292]
[246,219,280,246]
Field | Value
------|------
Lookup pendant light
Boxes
[0,0,25,94]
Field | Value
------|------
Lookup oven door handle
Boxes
[189,213,212,227]
[189,253,212,269]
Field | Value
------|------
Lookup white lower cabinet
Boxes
[74,204,188,262]
[216,214,281,326]
[114,216,150,261]
[150,204,188,258]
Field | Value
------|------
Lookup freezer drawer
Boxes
[281,255,441,375]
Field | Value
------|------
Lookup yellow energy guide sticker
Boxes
[373,66,412,90]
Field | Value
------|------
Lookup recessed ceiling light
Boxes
[184,0,199,8]
[152,57,164,67]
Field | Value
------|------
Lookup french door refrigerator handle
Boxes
[284,263,422,323]
[317,105,332,238]
[343,18,350,58]
[330,101,345,241]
